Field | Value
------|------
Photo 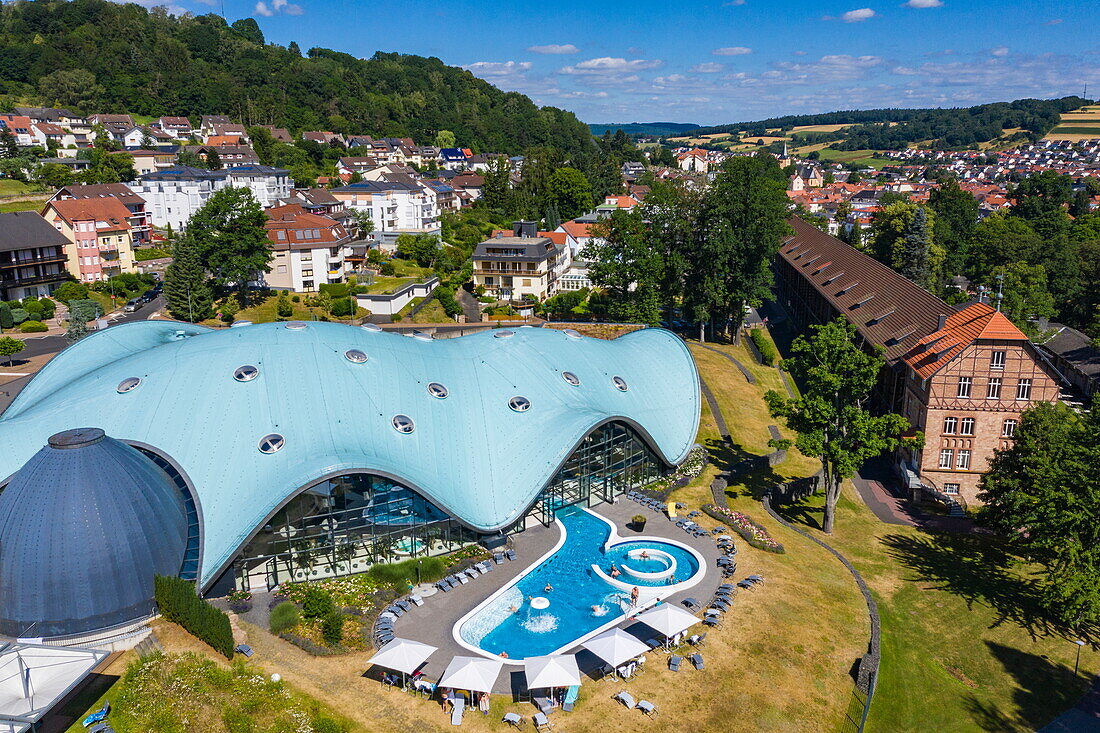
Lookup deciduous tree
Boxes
[185,187,271,304]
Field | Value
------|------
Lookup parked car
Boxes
[123,299,139,312]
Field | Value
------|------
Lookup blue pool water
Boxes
[457,506,701,660]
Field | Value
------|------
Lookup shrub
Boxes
[320,611,344,646]
[379,261,396,276]
[750,328,778,366]
[38,298,56,320]
[329,296,355,318]
[291,295,300,303]
[23,301,43,319]
[19,320,47,333]
[68,299,103,322]
[300,586,337,620]
[0,302,12,330]
[366,555,448,590]
[52,281,89,302]
[153,575,234,659]
[9,308,27,325]
[269,601,301,634]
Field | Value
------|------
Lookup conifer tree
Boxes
[164,235,213,322]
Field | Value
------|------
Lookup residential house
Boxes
[1036,324,1100,401]
[676,149,709,173]
[0,115,33,146]
[29,122,75,149]
[207,123,249,144]
[154,116,194,138]
[0,212,72,300]
[303,131,344,146]
[13,107,83,127]
[52,183,152,245]
[258,125,293,143]
[41,197,138,283]
[129,165,291,230]
[472,221,569,301]
[199,115,232,137]
[208,145,261,167]
[337,157,380,178]
[88,114,134,138]
[776,217,1061,509]
[790,165,824,191]
[422,180,458,211]
[328,180,441,244]
[264,204,354,292]
[278,188,359,235]
[439,148,468,170]
[120,126,174,148]
[118,149,178,177]
[450,174,484,201]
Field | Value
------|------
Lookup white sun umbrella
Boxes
[368,638,437,687]
[439,655,504,694]
[582,628,649,668]
[635,603,700,646]
[524,654,581,690]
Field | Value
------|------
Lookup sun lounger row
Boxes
[435,561,500,592]
[614,691,659,717]
[626,491,668,513]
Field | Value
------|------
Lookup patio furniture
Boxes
[503,712,523,727]
[690,653,705,670]
[687,510,700,518]
[466,567,481,579]
[395,601,412,613]
[234,644,253,657]
[505,549,517,561]
[718,583,734,591]
[533,696,553,714]
[638,700,658,717]
[703,609,721,618]
[451,696,465,726]
[382,672,401,688]
[613,691,636,709]
[83,702,110,727]
[668,655,682,671]
[562,684,579,712]
[689,632,707,647]
[534,712,554,731]
[87,724,115,733]
[710,599,730,610]
[409,594,424,606]
[494,552,505,564]
[456,573,470,584]
[748,574,765,583]
[645,637,663,650]
[737,580,753,589]
[702,617,720,628]
[385,605,404,617]
[681,598,701,612]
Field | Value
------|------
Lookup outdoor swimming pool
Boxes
[455,506,704,661]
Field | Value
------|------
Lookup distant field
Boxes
[0,200,43,213]
[814,148,893,169]
[791,123,850,133]
[1044,107,1100,140]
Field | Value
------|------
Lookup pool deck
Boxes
[381,497,725,695]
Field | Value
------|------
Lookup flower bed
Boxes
[702,503,786,553]
[646,445,709,494]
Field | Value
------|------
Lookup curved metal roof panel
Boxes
[0,322,699,590]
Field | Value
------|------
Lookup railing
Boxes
[0,253,67,267]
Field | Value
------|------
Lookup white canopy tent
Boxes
[581,628,649,668]
[367,638,437,676]
[523,655,581,690]
[438,656,503,694]
[635,604,699,644]
[0,642,108,732]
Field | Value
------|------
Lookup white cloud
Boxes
[527,44,579,55]
[254,0,302,16]
[557,91,609,99]
[463,61,533,78]
[991,46,1009,57]
[712,46,752,56]
[842,8,876,22]
[194,0,217,5]
[722,0,746,5]
[772,54,885,82]
[903,0,942,7]
[559,57,663,75]
[691,62,725,73]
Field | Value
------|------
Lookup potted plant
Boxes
[631,514,647,532]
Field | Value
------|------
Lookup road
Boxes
[0,296,166,414]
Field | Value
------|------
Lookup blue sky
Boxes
[150,0,1098,125]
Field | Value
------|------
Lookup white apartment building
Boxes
[129,165,291,231]
[328,180,440,236]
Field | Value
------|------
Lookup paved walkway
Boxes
[850,457,976,533]
[1040,677,1100,732]
[456,288,482,323]
[693,342,755,383]
[380,499,723,694]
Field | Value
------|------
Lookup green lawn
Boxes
[0,199,45,213]
[815,148,894,169]
[363,276,420,294]
[0,179,36,196]
[1048,125,1100,135]
[217,293,368,324]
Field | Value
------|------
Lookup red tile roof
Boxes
[902,302,1028,379]
[45,197,133,231]
[559,220,596,239]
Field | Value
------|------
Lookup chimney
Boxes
[936,314,947,330]
[513,220,537,239]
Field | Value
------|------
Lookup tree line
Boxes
[0,0,593,157]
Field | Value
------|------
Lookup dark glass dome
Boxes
[0,428,188,638]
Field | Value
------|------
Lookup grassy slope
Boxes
[0,179,35,196]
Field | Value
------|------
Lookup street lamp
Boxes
[1074,639,1086,677]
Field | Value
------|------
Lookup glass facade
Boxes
[230,421,667,591]
[536,421,663,525]
[232,474,479,591]
[133,446,201,581]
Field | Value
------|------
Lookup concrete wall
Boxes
[355,277,439,316]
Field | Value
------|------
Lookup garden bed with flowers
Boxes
[702,503,786,553]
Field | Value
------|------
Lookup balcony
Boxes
[475,267,546,277]
[1,253,68,268]
[1,271,68,287]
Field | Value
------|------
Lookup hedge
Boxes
[701,504,786,553]
[19,320,47,333]
[367,555,449,590]
[749,328,778,366]
[269,601,300,634]
[154,575,234,659]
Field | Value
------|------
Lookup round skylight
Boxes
[427,382,449,399]
[361,323,383,332]
[494,330,515,339]
[612,376,629,392]
[392,415,415,434]
[284,322,307,330]
[345,349,368,363]
[258,433,285,454]
[563,329,582,340]
[116,377,141,394]
[233,365,259,382]
[508,396,531,412]
[562,371,581,386]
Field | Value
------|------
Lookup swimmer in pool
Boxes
[610,564,621,578]
[640,550,650,559]
[508,605,518,614]
[630,586,640,605]
[544,582,554,592]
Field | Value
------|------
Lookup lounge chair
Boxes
[690,653,705,670]
[668,655,682,671]
[385,605,404,617]
[82,703,110,727]
[645,637,663,650]
[533,695,553,713]
[690,632,707,647]
[638,700,658,717]
[456,573,470,584]
[503,712,523,727]
[235,644,253,657]
[718,583,734,590]
[466,567,481,579]
[682,597,701,611]
[704,608,722,618]
[494,552,505,564]
[505,549,517,561]
[395,600,412,612]
[710,599,730,610]
[562,685,579,712]
[748,574,764,583]
[409,594,424,606]
[687,510,701,518]
[451,696,465,726]
[613,691,636,709]
[87,724,115,733]
[437,580,452,592]
[534,712,554,731]
[737,580,753,589]
[702,616,720,628]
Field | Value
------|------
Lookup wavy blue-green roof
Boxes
[0,321,699,589]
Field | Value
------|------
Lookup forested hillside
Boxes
[688,97,1089,149]
[0,0,594,155]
